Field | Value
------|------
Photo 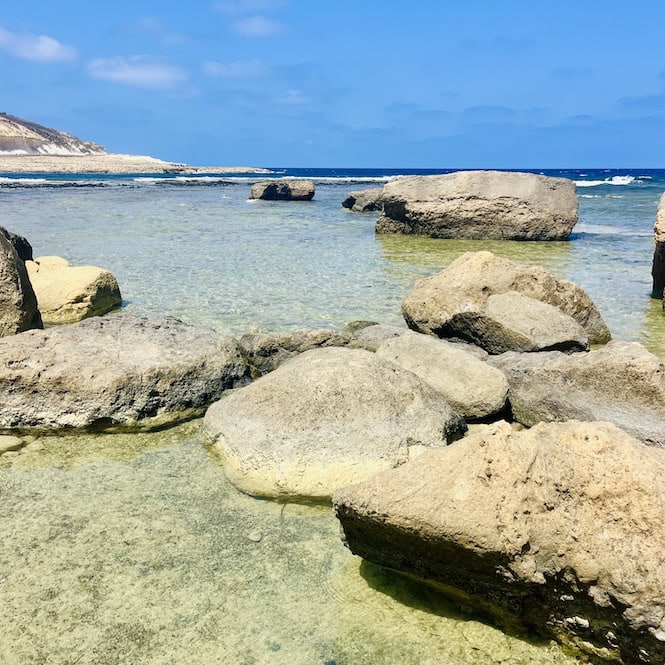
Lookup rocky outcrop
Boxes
[375,332,508,419]
[334,420,665,665]
[203,347,465,503]
[349,323,411,351]
[249,179,315,201]
[342,188,384,212]
[238,328,353,376]
[490,341,665,447]
[403,251,610,345]
[651,192,665,302]
[0,226,33,262]
[0,234,42,336]
[26,256,122,324]
[0,315,248,432]
[375,170,578,240]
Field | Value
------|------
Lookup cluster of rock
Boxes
[342,170,579,240]
[250,179,315,201]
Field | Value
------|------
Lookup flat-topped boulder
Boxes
[26,255,122,324]
[204,347,465,503]
[342,188,384,212]
[489,340,665,447]
[0,233,42,337]
[375,332,508,419]
[651,192,665,302]
[249,179,315,201]
[334,420,665,665]
[376,170,578,240]
[0,314,248,433]
[403,251,610,346]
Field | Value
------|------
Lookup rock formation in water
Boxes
[376,170,578,240]
[342,188,385,212]
[652,192,665,305]
[249,179,315,201]
[0,112,105,156]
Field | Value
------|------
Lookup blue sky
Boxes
[2,1,665,167]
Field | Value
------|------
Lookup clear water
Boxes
[0,167,662,663]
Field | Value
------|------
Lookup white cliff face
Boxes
[0,113,105,156]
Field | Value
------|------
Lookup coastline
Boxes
[0,153,271,175]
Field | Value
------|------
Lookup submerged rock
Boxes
[0,314,248,432]
[0,225,33,262]
[342,188,385,212]
[376,170,578,240]
[489,340,665,447]
[334,420,665,665]
[204,347,465,503]
[249,179,315,201]
[375,332,508,419]
[0,233,42,336]
[402,251,610,346]
[26,255,122,324]
[652,192,665,303]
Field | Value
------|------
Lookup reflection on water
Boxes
[0,430,579,665]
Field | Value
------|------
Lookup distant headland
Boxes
[0,112,270,174]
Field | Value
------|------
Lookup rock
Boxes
[342,188,384,212]
[350,324,411,352]
[0,234,42,336]
[26,256,122,324]
[0,314,249,433]
[375,170,578,240]
[651,192,665,301]
[0,225,33,261]
[203,347,466,502]
[375,332,508,419]
[238,329,353,376]
[0,435,24,454]
[402,251,611,345]
[334,420,665,665]
[249,179,315,201]
[489,340,665,446]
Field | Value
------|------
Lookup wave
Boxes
[0,177,49,185]
[575,175,636,187]
[576,223,652,237]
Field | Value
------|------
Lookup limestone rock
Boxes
[334,420,665,665]
[26,256,122,324]
[376,170,578,240]
[0,314,249,432]
[342,188,384,212]
[204,347,466,502]
[651,192,665,301]
[403,251,610,345]
[238,328,353,376]
[0,234,42,336]
[349,323,411,351]
[0,225,33,261]
[249,179,315,201]
[489,340,665,446]
[375,332,508,419]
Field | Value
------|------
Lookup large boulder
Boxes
[0,225,33,261]
[651,192,665,302]
[375,332,508,419]
[342,188,384,212]
[490,340,665,447]
[249,179,315,201]
[0,314,248,432]
[0,234,42,336]
[403,251,611,345]
[334,420,665,665]
[26,256,122,324]
[375,170,578,240]
[203,347,466,503]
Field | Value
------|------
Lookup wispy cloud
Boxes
[212,0,286,15]
[0,26,77,62]
[203,59,268,77]
[231,15,283,37]
[277,89,309,105]
[87,56,187,90]
[130,17,188,46]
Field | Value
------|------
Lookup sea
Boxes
[0,167,662,665]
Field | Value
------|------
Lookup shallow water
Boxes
[0,425,578,665]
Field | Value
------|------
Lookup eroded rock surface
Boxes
[342,188,384,212]
[250,179,315,201]
[334,420,665,665]
[652,192,665,302]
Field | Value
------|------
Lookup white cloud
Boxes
[0,26,77,62]
[212,1,286,15]
[202,59,267,78]
[87,56,187,90]
[231,15,283,37]
[277,89,309,105]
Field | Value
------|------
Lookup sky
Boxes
[2,1,665,168]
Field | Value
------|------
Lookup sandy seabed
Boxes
[0,154,270,175]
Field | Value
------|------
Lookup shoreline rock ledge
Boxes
[376,170,578,240]
[334,420,665,665]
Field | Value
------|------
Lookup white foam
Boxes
[0,177,49,184]
[577,223,652,237]
[574,175,636,187]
